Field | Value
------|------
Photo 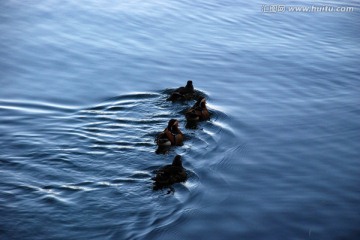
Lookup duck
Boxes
[152,155,188,190]
[185,96,210,121]
[157,119,184,146]
[167,80,195,102]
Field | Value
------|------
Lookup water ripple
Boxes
[0,90,234,239]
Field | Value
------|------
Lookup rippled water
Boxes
[1,1,359,239]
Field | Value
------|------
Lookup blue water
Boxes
[1,1,359,239]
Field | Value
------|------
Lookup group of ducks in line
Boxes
[152,80,210,190]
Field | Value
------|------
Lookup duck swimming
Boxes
[157,119,184,146]
[167,80,195,102]
[185,96,210,122]
[152,155,188,190]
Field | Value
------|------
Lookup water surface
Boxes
[1,0,359,239]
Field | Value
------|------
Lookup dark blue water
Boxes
[1,1,359,239]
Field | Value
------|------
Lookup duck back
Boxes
[153,163,187,190]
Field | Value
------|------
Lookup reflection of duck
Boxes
[185,96,210,121]
[157,119,184,146]
[167,80,195,101]
[152,155,188,190]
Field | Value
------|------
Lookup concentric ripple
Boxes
[0,90,236,239]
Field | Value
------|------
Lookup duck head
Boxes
[200,98,206,108]
[167,119,179,130]
[172,155,183,167]
[194,96,206,108]
[185,80,194,90]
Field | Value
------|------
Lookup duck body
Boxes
[153,155,188,190]
[167,80,195,102]
[156,119,184,146]
[185,97,210,122]
[156,134,172,146]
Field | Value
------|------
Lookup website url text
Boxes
[261,5,355,13]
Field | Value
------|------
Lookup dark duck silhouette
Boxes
[167,80,195,102]
[152,155,188,190]
[156,119,184,146]
[185,96,210,122]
